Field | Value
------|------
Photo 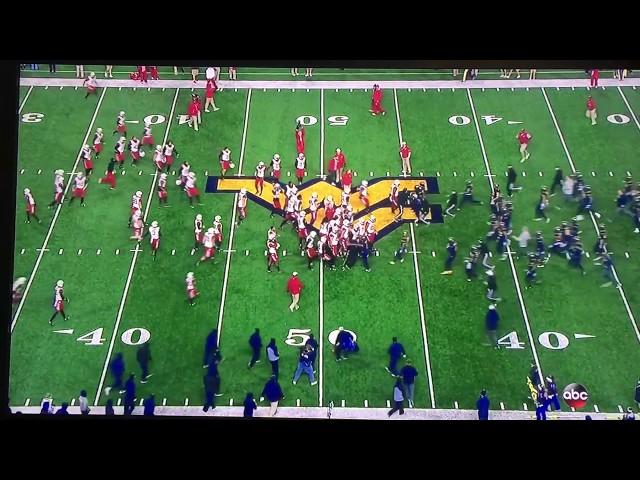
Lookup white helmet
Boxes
[214,215,221,222]
[189,172,196,178]
[145,121,151,127]
[369,215,376,222]
[151,221,158,228]
[310,231,317,238]
[196,214,203,221]
[207,227,215,234]
[258,161,265,167]
[83,144,90,150]
[77,172,84,178]
[135,191,142,198]
[160,173,167,179]
[119,111,125,116]
[362,180,368,186]
[325,195,333,203]
[56,280,64,287]
[96,127,103,134]
[119,136,126,142]
[187,272,194,278]
[336,148,341,153]
[90,72,96,78]
[393,179,400,186]
[240,187,247,194]
[55,169,64,176]
[346,205,353,212]
[156,145,162,151]
[401,141,406,147]
[23,188,30,195]
[274,154,280,160]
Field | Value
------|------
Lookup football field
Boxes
[10,70,640,418]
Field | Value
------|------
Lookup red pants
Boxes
[150,67,159,80]
[590,76,599,87]
[371,100,385,114]
[100,171,116,188]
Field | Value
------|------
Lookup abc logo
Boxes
[562,383,589,409]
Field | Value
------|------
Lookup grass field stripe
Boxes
[318,87,325,407]
[93,88,180,406]
[542,87,640,344]
[466,88,545,381]
[11,87,108,334]
[18,85,34,113]
[617,87,640,132]
[216,89,252,346]
[394,88,436,408]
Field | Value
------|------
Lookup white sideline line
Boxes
[19,85,34,113]
[319,88,325,407]
[11,87,108,333]
[393,88,436,408]
[216,89,253,345]
[541,87,640,344]
[466,88,545,381]
[617,87,640,131]
[93,88,180,405]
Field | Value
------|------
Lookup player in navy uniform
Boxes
[545,375,561,411]
[441,238,457,275]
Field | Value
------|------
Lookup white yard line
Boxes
[466,88,545,379]
[393,88,436,408]
[216,89,253,343]
[18,85,34,113]
[617,86,640,131]
[19,77,640,91]
[11,87,108,333]
[318,89,325,407]
[93,88,180,405]
[541,87,640,343]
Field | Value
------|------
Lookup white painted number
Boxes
[77,328,106,346]
[328,115,349,126]
[328,328,358,346]
[481,115,503,125]
[121,327,151,346]
[143,114,166,125]
[21,113,44,123]
[497,331,526,349]
[177,114,190,125]
[448,115,471,126]
[538,331,569,350]
[285,328,312,347]
[296,115,318,126]
[607,114,630,125]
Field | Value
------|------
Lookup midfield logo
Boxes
[205,176,443,241]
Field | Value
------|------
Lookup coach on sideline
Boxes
[287,272,304,312]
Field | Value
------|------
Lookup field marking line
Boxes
[12,87,108,333]
[93,88,180,405]
[319,88,325,407]
[19,85,34,113]
[393,88,436,408]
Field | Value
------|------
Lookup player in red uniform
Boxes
[399,142,412,176]
[212,215,223,249]
[305,231,318,270]
[389,179,400,213]
[185,272,199,306]
[585,95,597,126]
[590,69,599,88]
[144,220,161,260]
[157,172,168,206]
[255,161,266,195]
[98,158,117,190]
[196,227,216,266]
[192,93,202,126]
[295,122,305,154]
[335,148,346,184]
[370,84,386,116]
[137,65,148,83]
[49,280,69,325]
[185,172,203,207]
[153,145,166,171]
[114,136,127,168]
[271,182,283,218]
[517,128,532,163]
[270,153,281,180]
[92,127,104,158]
[129,137,142,166]
[187,98,199,131]
[295,153,306,185]
[48,170,65,208]
[80,145,93,176]
[236,188,248,226]
[358,180,370,210]
[128,191,143,227]
[219,147,232,178]
[267,235,281,272]
[113,111,127,137]
[23,188,41,223]
[163,141,178,173]
[130,212,144,241]
[141,122,154,148]
[69,172,87,206]
[204,78,220,112]
[150,65,159,80]
[194,214,204,249]
[83,72,98,99]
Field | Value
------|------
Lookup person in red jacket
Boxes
[137,65,148,83]
[204,78,220,112]
[342,169,353,193]
[149,65,159,80]
[192,93,203,126]
[370,84,386,116]
[590,69,599,88]
[295,122,305,154]
[328,152,339,185]
[286,272,304,312]
[188,99,199,131]
[585,95,597,125]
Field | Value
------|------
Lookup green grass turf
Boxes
[10,81,640,413]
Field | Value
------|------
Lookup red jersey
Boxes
[586,98,596,110]
[287,276,304,295]
[400,144,411,159]
[518,131,532,145]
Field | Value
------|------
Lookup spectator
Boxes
[529,69,537,80]
[79,390,90,415]
[123,373,136,416]
[75,65,84,78]
[266,338,280,378]
[48,64,56,74]
[105,399,115,415]
[291,67,299,77]
[174,66,185,75]
[286,271,304,312]
[243,393,257,418]
[104,65,113,78]
[305,68,313,78]
[622,407,635,421]
[229,66,237,80]
[387,379,406,417]
[137,343,153,383]
[292,345,317,386]
[400,360,418,408]
[191,66,199,83]
[261,375,285,417]
[248,328,262,368]
[143,394,155,416]
[485,304,500,349]
[477,389,490,420]
[56,403,70,415]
